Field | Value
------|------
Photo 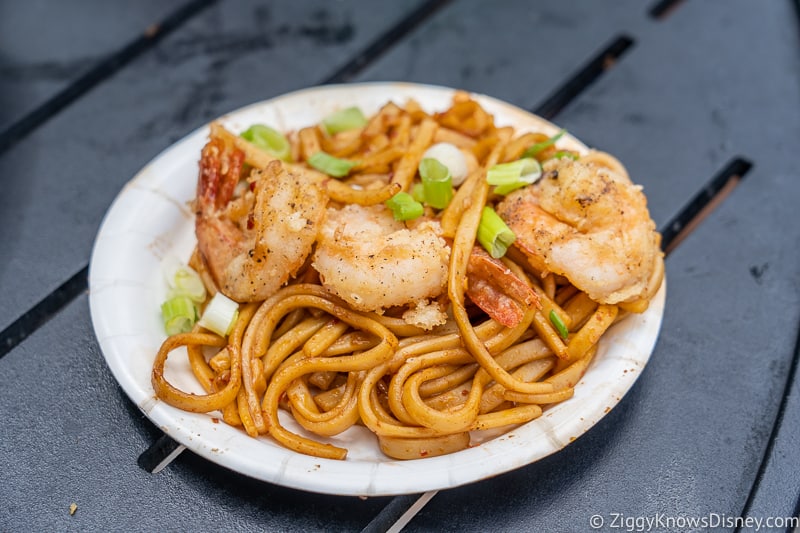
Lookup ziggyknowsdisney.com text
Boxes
[589,512,799,531]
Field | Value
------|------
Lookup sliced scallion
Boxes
[549,309,569,340]
[307,151,358,178]
[418,158,453,209]
[198,292,239,337]
[240,124,291,161]
[522,129,566,159]
[421,142,468,186]
[173,272,205,302]
[411,182,426,203]
[161,296,198,336]
[162,256,206,302]
[553,150,579,161]
[322,106,367,135]
[476,206,516,258]
[486,158,542,195]
[385,192,424,221]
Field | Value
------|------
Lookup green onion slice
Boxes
[549,309,569,340]
[322,106,367,135]
[162,256,206,302]
[240,124,291,161]
[418,158,454,209]
[198,292,239,337]
[411,182,426,203]
[477,206,516,258]
[161,296,198,336]
[307,151,358,178]
[422,142,469,186]
[522,129,566,159]
[486,158,542,195]
[552,150,579,160]
[385,192,424,221]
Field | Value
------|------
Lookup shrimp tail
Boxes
[466,246,540,327]
[198,133,245,213]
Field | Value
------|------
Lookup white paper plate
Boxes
[89,82,665,497]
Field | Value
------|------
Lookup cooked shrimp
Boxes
[496,152,663,305]
[312,204,450,329]
[466,246,540,327]
[196,136,327,302]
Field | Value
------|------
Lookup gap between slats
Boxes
[0,0,216,156]
[0,0,213,358]
[0,267,88,359]
[321,0,453,84]
[648,0,689,20]
[735,308,800,531]
[533,35,634,120]
[660,158,752,253]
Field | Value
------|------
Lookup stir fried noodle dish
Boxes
[152,91,664,460]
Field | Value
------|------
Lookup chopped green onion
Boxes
[549,310,569,340]
[553,150,579,160]
[522,129,566,158]
[422,142,469,186]
[160,256,205,335]
[486,158,542,195]
[161,296,198,335]
[476,206,516,258]
[198,292,239,337]
[322,106,367,135]
[162,256,206,302]
[307,151,358,177]
[240,124,291,161]
[385,192,424,221]
[411,182,426,203]
[418,158,453,209]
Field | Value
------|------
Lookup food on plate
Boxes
[496,152,663,309]
[151,91,664,460]
[313,203,450,327]
[195,141,327,302]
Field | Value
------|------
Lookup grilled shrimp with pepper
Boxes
[312,204,451,329]
[195,132,327,302]
[496,152,663,306]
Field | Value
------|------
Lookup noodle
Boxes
[151,91,664,460]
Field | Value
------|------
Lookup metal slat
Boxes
[0,295,391,531]
[0,0,202,136]
[355,0,645,110]
[740,325,800,528]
